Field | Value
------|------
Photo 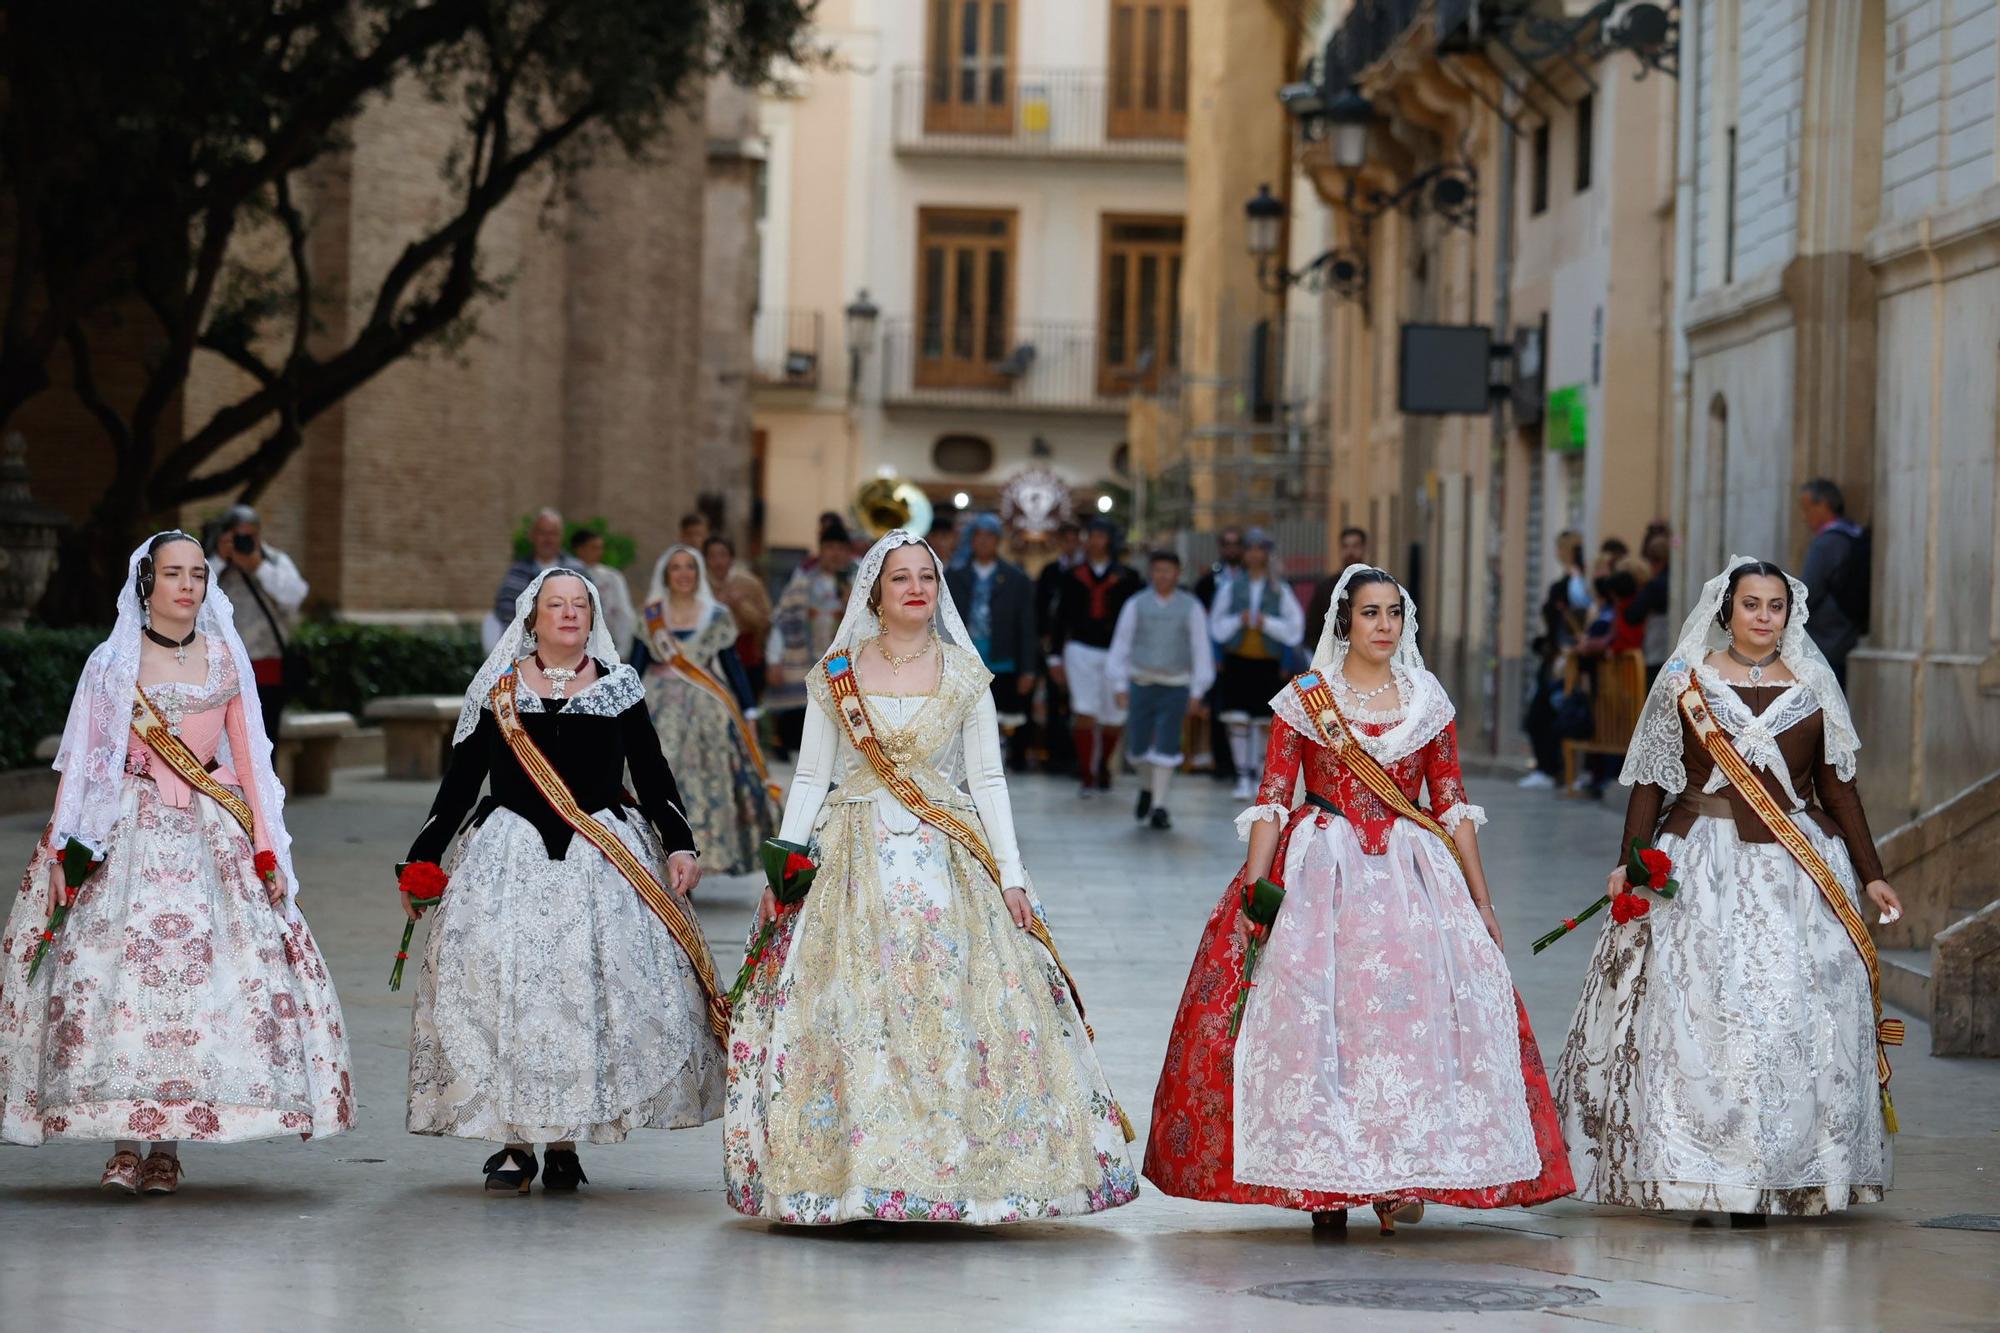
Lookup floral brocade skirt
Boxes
[723,797,1139,1224]
[1143,806,1573,1212]
[0,780,353,1145]
[644,671,776,877]
[407,806,725,1144]
[1553,813,1889,1214]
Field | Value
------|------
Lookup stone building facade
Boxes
[14,76,759,619]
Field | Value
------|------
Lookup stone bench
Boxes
[366,695,463,782]
[274,711,359,796]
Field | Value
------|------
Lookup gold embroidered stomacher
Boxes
[131,689,255,841]
[488,670,730,1046]
[1289,672,1466,872]
[1675,680,1903,1131]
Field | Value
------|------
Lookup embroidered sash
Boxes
[488,670,729,1046]
[1675,680,1902,1126]
[821,654,1095,1032]
[131,689,255,840]
[1288,673,1466,872]
[644,602,782,804]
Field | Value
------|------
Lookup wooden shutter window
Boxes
[1108,0,1189,141]
[1099,214,1183,395]
[926,0,1016,134]
[917,208,1017,389]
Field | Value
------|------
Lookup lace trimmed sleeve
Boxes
[1236,719,1305,840]
[1421,721,1486,832]
[1618,659,1693,795]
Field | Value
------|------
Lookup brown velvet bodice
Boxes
[1621,681,1884,883]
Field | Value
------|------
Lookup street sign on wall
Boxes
[1546,383,1588,452]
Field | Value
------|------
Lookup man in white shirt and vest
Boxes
[1106,550,1211,830]
[1207,527,1305,800]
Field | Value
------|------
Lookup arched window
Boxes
[933,434,996,475]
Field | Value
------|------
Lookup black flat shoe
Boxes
[1311,1209,1347,1232]
[543,1148,589,1192]
[1728,1211,1766,1228]
[483,1147,538,1195]
[1134,790,1152,821]
[1149,807,1172,830]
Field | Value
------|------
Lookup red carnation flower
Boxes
[784,852,814,879]
[53,849,64,864]
[399,861,449,901]
[1609,891,1651,925]
[1638,848,1672,885]
[254,850,279,881]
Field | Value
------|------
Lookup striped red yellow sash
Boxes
[1676,681,1902,1128]
[822,655,1096,1031]
[131,689,256,841]
[643,602,782,804]
[1289,673,1466,872]
[488,670,729,1046]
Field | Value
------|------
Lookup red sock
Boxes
[1073,721,1098,779]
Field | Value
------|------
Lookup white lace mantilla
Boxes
[509,662,643,719]
[1268,664,1455,766]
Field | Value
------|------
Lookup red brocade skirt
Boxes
[1141,816,1575,1212]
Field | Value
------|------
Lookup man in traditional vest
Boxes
[1208,527,1306,800]
[1106,550,1212,830]
[1048,517,1143,795]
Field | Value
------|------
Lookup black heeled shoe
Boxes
[543,1148,589,1193]
[483,1147,538,1195]
[1728,1211,1766,1229]
[1311,1209,1348,1233]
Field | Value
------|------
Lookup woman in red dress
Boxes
[1143,566,1572,1232]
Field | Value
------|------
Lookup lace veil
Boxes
[821,530,977,663]
[454,566,621,744]
[1279,563,1454,763]
[1620,553,1861,794]
[50,531,305,913]
[645,543,721,620]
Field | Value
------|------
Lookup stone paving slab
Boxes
[2,764,1997,1332]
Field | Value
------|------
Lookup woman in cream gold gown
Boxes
[723,530,1138,1225]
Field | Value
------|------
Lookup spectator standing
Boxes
[487,508,586,651]
[571,529,637,657]
[1799,478,1870,687]
[1520,530,1589,790]
[1303,525,1371,650]
[1106,550,1211,830]
[208,504,308,741]
[765,521,856,754]
[1622,525,1673,682]
[679,511,711,551]
[945,514,1039,761]
[927,511,962,570]
[705,535,773,701]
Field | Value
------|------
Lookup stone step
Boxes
[1879,948,1933,1020]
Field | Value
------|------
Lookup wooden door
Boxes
[1107,0,1189,140]
[1099,214,1182,395]
[916,208,1017,390]
[925,0,1016,134]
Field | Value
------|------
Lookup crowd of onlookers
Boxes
[1517,476,1872,798]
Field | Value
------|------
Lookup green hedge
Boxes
[0,622,483,770]
[290,622,485,718]
[0,628,107,770]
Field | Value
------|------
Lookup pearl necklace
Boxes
[534,650,589,699]
[1725,645,1782,686]
[1338,671,1397,706]
[876,633,936,675]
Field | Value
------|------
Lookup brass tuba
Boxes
[854,476,935,540]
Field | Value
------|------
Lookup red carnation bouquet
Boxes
[726,838,817,1006]
[1533,838,1681,953]
[1228,877,1287,1037]
[26,837,100,982]
[389,860,449,990]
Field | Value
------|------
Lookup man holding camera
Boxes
[210,503,309,739]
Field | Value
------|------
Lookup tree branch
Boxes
[273,173,314,366]
[61,324,136,467]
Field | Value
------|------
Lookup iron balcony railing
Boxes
[891,66,1186,161]
[878,318,1166,414]
[750,308,823,389]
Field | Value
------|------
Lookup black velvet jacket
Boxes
[406,676,696,867]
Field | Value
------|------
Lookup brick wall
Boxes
[12,76,751,619]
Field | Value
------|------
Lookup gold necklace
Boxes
[877,632,936,674]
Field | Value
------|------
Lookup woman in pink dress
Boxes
[0,532,353,1193]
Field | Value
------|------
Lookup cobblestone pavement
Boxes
[3,762,1998,1331]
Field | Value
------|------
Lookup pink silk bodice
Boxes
[81,646,274,855]
[1254,716,1473,856]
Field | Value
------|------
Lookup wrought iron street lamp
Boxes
[844,288,880,398]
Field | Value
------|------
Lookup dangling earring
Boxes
[142,600,151,628]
